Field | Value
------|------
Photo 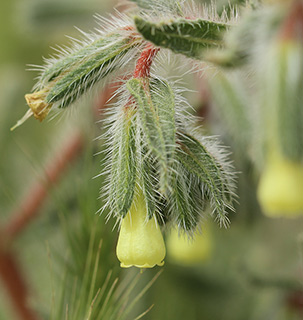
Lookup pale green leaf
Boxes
[45,35,141,108]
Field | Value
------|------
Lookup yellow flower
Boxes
[25,89,52,122]
[116,188,166,268]
[257,153,303,217]
[167,224,212,265]
[11,88,53,131]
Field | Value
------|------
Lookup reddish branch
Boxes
[0,251,40,320]
[0,130,83,320]
[280,0,303,41]
[124,44,159,110]
[133,44,160,79]
[4,83,115,242]
[0,84,115,320]
[3,130,84,242]
[287,290,303,317]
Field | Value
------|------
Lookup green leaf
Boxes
[169,163,204,232]
[45,35,140,108]
[109,109,137,217]
[126,77,175,192]
[134,16,228,59]
[176,132,233,226]
[206,8,284,67]
[141,153,157,219]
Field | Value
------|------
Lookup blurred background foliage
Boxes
[1,0,303,320]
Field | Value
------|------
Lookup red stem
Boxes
[124,44,159,110]
[133,44,160,79]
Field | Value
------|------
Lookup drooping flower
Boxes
[116,187,166,268]
[167,223,212,265]
[257,153,303,217]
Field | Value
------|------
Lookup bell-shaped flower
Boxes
[116,188,166,268]
[167,223,212,265]
[257,153,303,217]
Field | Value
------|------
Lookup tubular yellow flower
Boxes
[116,188,166,268]
[167,224,212,265]
[257,153,303,217]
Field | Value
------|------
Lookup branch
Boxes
[0,83,117,320]
[3,130,84,242]
[133,44,160,78]
[0,250,41,320]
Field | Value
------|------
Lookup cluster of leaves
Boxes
[19,0,238,234]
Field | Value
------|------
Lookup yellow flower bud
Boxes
[25,88,52,122]
[11,88,53,131]
[257,153,303,217]
[167,224,212,265]
[116,188,166,268]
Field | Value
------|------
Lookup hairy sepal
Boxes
[126,77,175,193]
[169,163,204,234]
[176,132,234,227]
[109,108,137,218]
[140,151,158,220]
[45,35,141,108]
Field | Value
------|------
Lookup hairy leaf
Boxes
[134,16,228,59]
[109,109,137,217]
